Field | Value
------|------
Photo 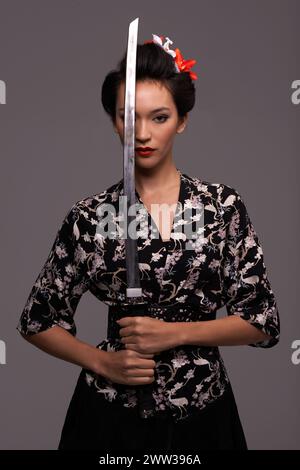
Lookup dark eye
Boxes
[119,114,169,123]
[154,115,169,123]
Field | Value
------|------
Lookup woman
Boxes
[17,36,280,451]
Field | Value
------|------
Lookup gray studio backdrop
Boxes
[0,0,299,450]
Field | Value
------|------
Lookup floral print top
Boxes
[17,169,280,422]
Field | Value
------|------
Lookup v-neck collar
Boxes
[134,168,184,244]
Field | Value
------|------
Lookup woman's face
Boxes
[114,80,187,169]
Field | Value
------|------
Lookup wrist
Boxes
[177,322,193,346]
[90,348,110,376]
[172,322,190,347]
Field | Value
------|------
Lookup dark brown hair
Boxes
[101,42,196,125]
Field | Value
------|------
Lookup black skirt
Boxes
[58,369,248,451]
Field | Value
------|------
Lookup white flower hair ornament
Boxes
[144,33,198,80]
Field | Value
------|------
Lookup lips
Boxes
[135,147,156,157]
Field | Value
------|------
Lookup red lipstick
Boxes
[135,147,155,156]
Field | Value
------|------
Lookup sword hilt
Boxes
[112,299,156,419]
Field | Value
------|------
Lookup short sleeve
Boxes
[17,203,90,337]
[221,189,280,348]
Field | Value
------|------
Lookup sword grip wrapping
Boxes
[114,302,156,419]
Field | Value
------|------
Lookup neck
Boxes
[134,161,180,196]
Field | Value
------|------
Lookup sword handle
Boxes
[115,302,156,419]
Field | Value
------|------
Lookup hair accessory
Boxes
[144,34,198,80]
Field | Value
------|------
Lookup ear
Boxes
[176,114,188,134]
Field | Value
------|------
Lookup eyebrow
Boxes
[118,106,171,114]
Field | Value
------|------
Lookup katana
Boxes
[123,17,142,298]
[110,17,156,419]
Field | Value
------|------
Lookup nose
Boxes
[135,120,151,144]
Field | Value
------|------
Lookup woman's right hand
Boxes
[96,349,156,386]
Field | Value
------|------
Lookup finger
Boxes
[128,368,155,377]
[125,344,150,355]
[117,317,139,327]
[119,326,132,337]
[133,358,156,368]
[126,344,157,356]
[124,343,138,351]
[126,349,153,358]
[129,376,155,385]
[126,352,156,367]
[135,352,154,359]
[120,336,136,344]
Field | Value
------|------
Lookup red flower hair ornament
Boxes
[144,34,198,81]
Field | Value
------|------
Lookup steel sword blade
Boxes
[123,17,142,299]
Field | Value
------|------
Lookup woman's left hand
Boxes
[117,316,181,355]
